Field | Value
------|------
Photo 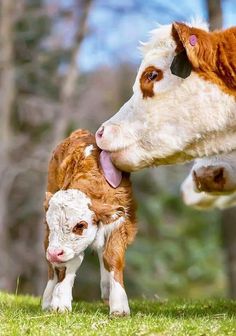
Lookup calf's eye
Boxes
[72,221,88,235]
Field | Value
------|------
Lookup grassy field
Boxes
[0,292,235,336]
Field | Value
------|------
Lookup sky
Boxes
[53,0,236,71]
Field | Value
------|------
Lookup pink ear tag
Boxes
[189,35,197,46]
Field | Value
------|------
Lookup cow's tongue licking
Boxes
[100,150,122,188]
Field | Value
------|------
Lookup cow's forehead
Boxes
[49,189,91,206]
[46,189,93,228]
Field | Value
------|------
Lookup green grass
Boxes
[0,292,235,336]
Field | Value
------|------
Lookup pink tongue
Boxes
[100,150,122,188]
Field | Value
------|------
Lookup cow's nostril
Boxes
[213,167,224,184]
[57,250,64,256]
[97,126,104,138]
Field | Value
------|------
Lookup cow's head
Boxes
[45,189,125,265]
[96,20,236,171]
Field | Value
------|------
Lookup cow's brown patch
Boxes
[55,267,66,282]
[172,23,236,97]
[193,166,226,192]
[140,66,163,98]
[72,221,88,235]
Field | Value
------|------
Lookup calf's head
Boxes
[96,20,236,171]
[45,189,125,265]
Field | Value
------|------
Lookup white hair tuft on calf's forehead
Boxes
[48,189,91,208]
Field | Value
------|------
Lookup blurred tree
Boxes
[0,0,17,290]
[207,0,222,29]
[0,0,94,294]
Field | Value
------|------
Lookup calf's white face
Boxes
[96,20,236,172]
[46,189,98,264]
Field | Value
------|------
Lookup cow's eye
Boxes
[147,70,159,81]
[72,221,88,235]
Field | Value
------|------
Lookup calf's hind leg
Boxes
[103,228,130,316]
[98,249,110,304]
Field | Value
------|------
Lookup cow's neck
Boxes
[185,126,236,158]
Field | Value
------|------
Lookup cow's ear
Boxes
[171,22,212,76]
[90,201,125,225]
[44,192,53,211]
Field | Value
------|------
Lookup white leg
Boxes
[98,249,110,302]
[109,271,130,316]
[50,254,84,312]
[42,275,57,310]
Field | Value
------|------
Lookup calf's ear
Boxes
[44,192,53,211]
[90,201,125,225]
[171,22,212,73]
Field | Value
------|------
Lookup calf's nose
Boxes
[47,248,64,263]
[192,166,225,192]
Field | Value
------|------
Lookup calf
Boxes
[42,129,137,316]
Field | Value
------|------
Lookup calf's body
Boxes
[42,129,137,315]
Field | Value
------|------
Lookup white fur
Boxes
[46,189,98,262]
[42,276,58,310]
[96,20,236,171]
[84,145,94,157]
[109,271,130,316]
[92,215,125,250]
[50,255,83,312]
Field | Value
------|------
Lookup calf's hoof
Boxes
[50,301,72,313]
[110,310,130,318]
[42,302,51,311]
[102,299,109,306]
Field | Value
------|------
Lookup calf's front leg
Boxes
[103,229,130,316]
[42,263,58,310]
[50,254,84,312]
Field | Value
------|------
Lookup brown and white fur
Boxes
[42,129,137,316]
[95,19,236,172]
[181,172,236,210]
[181,151,236,210]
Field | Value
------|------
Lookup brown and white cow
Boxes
[42,129,137,316]
[96,20,236,172]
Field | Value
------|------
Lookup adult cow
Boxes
[96,20,236,172]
